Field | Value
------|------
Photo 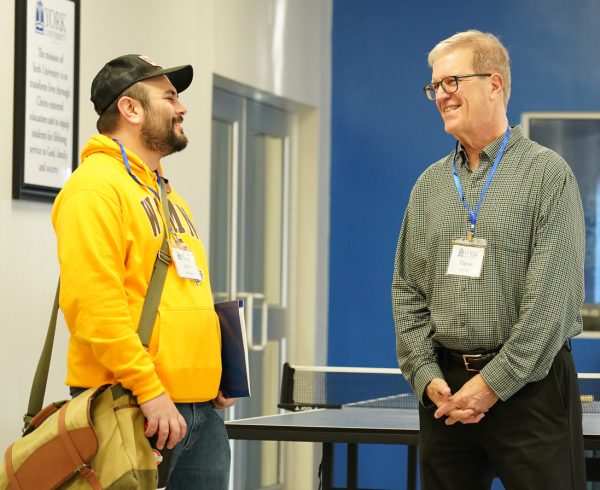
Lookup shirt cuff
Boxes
[413,362,445,407]
[479,355,524,401]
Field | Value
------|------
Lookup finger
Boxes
[434,402,460,419]
[144,418,158,438]
[166,418,182,449]
[155,422,170,450]
[448,411,485,425]
[437,385,451,398]
[442,408,473,422]
[473,412,485,423]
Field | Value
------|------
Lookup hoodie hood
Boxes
[81,134,164,186]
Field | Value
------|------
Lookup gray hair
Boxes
[428,30,511,108]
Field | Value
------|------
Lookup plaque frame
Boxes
[13,0,80,201]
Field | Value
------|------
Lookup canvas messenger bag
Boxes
[1,384,157,489]
[1,190,172,489]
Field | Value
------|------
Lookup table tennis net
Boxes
[279,363,600,413]
[279,363,418,411]
[578,374,600,413]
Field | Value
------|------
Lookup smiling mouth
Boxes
[444,105,460,113]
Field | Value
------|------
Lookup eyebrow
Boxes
[430,75,450,83]
[164,88,178,97]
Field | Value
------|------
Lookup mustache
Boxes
[173,116,184,125]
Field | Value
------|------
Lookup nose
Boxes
[434,85,451,106]
[175,98,188,115]
[435,86,451,111]
[435,84,449,98]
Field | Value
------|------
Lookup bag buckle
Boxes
[157,250,171,265]
[22,415,33,435]
[74,463,91,475]
[462,354,483,372]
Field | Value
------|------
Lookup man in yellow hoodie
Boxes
[52,54,235,489]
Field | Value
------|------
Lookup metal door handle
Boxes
[236,292,268,351]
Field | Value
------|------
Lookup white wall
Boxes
[1,0,331,487]
[0,0,68,449]
[212,3,332,486]
[212,0,332,362]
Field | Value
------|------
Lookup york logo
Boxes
[34,0,68,36]
[35,0,44,33]
[457,247,478,259]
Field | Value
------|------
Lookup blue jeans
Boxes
[167,402,231,490]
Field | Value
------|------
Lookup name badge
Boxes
[447,238,487,278]
[169,239,204,281]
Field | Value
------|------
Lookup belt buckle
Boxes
[462,354,483,372]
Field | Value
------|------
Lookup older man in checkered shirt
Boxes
[392,30,586,490]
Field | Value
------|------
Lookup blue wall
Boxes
[329,1,600,488]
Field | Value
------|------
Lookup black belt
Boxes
[440,340,571,373]
[442,348,498,372]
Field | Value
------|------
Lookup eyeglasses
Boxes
[423,74,492,101]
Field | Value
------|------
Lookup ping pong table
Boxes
[226,404,600,490]
[225,367,600,490]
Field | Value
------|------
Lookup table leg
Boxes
[347,443,358,488]
[407,445,417,490]
[322,442,334,490]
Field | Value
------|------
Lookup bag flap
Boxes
[5,388,100,489]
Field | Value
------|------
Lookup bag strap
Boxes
[137,229,171,346]
[137,179,172,347]
[24,283,61,429]
[23,179,172,431]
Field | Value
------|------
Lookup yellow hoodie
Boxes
[52,135,221,404]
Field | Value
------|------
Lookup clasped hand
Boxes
[426,375,499,425]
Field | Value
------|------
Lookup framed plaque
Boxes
[13,0,80,201]
[522,112,600,307]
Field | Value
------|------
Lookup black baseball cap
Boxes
[90,54,193,115]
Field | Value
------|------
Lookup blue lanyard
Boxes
[452,127,510,239]
[114,139,161,200]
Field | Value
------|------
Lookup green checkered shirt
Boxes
[392,125,585,402]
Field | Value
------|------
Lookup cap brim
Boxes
[140,64,194,95]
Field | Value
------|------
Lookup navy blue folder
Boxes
[215,300,251,398]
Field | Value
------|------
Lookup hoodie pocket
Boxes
[151,306,222,401]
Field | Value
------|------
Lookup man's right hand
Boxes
[140,392,187,450]
[426,377,483,425]
[425,377,452,407]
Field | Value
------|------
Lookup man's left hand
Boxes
[212,390,237,409]
[434,374,499,425]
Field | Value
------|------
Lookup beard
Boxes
[140,105,188,156]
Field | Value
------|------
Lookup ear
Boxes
[116,96,143,125]
[489,73,504,102]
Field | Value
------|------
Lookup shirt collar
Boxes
[456,125,523,169]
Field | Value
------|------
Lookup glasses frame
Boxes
[423,73,492,101]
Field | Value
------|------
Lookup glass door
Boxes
[211,88,291,490]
